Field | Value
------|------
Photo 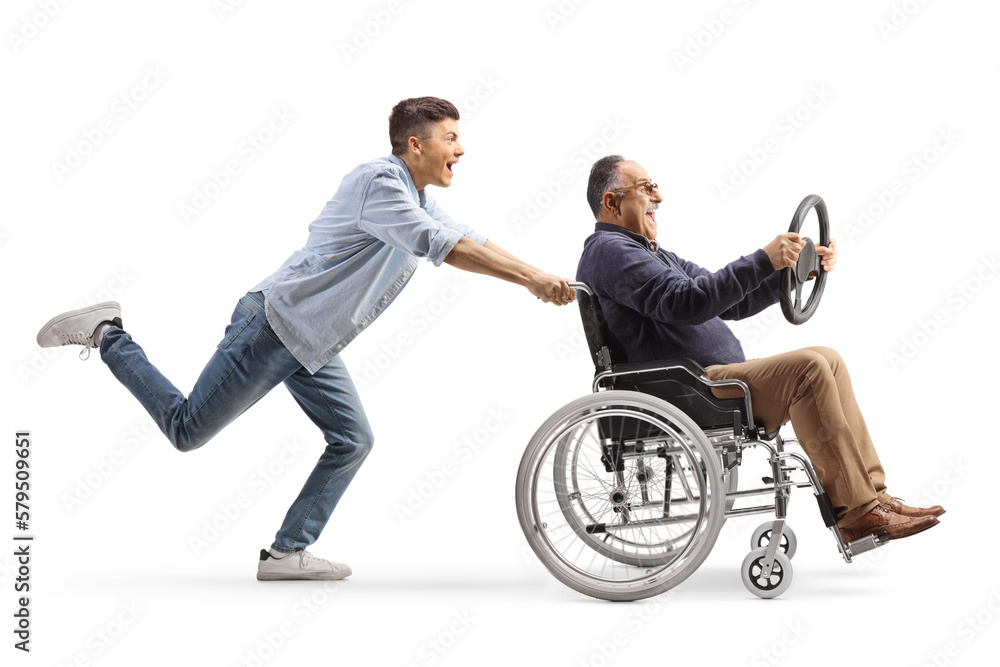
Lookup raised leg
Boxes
[100,292,300,452]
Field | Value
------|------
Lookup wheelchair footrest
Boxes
[846,531,890,557]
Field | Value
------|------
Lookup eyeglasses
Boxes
[614,181,658,196]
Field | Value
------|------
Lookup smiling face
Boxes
[400,118,464,191]
[602,161,662,241]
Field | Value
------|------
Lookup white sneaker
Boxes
[256,549,352,581]
[36,302,122,360]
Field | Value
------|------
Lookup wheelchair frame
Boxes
[516,282,889,600]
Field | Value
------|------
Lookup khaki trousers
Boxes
[706,346,890,525]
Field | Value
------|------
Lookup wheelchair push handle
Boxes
[567,281,594,297]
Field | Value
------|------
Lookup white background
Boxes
[3,1,999,665]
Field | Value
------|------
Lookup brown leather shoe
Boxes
[839,503,939,543]
[885,496,945,518]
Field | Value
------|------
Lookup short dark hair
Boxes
[587,155,626,218]
[388,97,460,156]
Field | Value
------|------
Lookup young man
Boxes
[576,155,944,545]
[36,97,574,581]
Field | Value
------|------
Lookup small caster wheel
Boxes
[741,546,793,599]
[750,523,798,559]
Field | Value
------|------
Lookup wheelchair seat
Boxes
[576,286,757,437]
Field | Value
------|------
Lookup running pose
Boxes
[37,97,574,581]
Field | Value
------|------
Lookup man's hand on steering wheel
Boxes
[764,232,806,271]
[813,238,837,276]
[780,194,830,324]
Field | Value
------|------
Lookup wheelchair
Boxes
[516,195,890,600]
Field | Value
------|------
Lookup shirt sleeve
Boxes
[422,191,488,245]
[357,171,464,266]
[589,237,775,325]
[719,271,782,320]
[678,252,782,320]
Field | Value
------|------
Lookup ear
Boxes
[407,135,422,157]
[602,191,620,215]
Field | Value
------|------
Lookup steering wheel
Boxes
[779,194,830,325]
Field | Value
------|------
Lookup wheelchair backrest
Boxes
[577,289,620,373]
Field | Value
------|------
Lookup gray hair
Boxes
[586,155,626,218]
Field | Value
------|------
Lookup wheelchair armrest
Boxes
[610,358,708,378]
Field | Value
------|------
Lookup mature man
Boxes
[576,155,944,545]
[36,97,574,581]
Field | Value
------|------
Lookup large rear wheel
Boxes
[516,391,726,601]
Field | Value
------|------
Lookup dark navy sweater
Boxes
[575,223,781,367]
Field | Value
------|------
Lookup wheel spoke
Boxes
[518,394,725,599]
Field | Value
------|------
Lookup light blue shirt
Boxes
[252,154,487,374]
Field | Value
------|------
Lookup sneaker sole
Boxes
[36,302,121,347]
[256,568,352,581]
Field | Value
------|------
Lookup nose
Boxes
[454,141,464,157]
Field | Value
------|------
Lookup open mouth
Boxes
[446,161,456,174]
[645,207,657,226]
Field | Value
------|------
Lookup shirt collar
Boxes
[594,222,660,252]
[387,154,425,206]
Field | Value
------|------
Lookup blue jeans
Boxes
[100,291,373,553]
